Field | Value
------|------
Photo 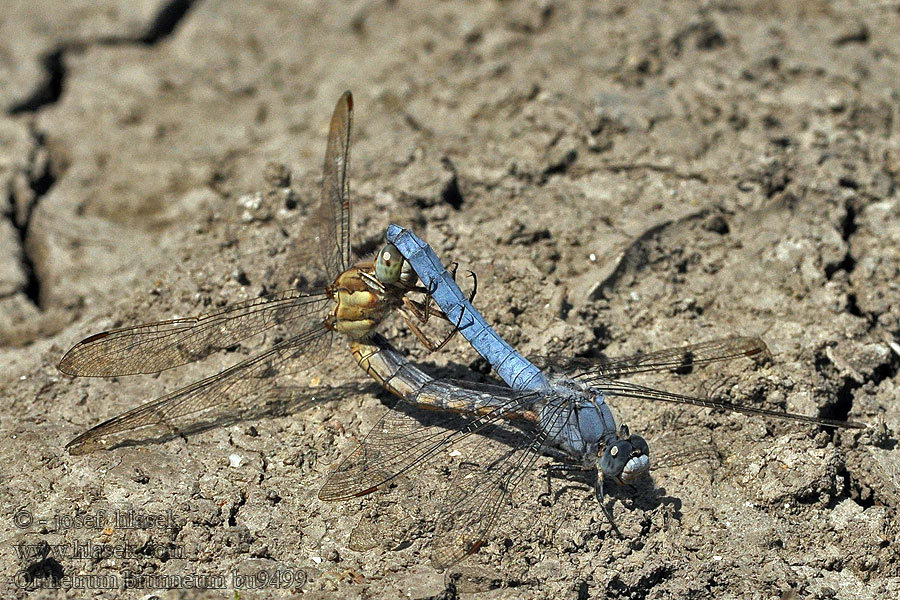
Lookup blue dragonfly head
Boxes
[599,423,650,483]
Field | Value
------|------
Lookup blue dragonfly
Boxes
[319,225,864,568]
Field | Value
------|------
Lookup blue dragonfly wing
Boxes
[429,396,574,568]
[336,389,556,562]
[332,334,574,566]
[66,323,335,454]
[317,379,537,502]
[582,377,865,429]
[650,428,722,471]
[533,336,769,379]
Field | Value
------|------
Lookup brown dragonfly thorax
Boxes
[327,262,400,339]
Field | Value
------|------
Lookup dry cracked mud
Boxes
[1,1,899,598]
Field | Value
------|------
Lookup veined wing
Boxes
[650,429,722,471]
[538,336,769,380]
[317,378,530,502]
[66,323,334,455]
[58,290,330,376]
[584,377,865,429]
[310,90,353,282]
[318,377,559,568]
[429,395,572,568]
[328,336,565,566]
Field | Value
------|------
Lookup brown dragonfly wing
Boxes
[66,323,335,455]
[535,336,769,379]
[306,90,353,283]
[59,290,331,377]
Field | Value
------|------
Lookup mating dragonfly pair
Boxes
[60,92,863,568]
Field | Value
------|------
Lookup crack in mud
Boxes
[228,491,248,527]
[815,346,900,424]
[8,0,199,114]
[440,157,465,209]
[19,129,55,307]
[588,208,711,301]
[600,162,710,184]
[1,190,17,301]
[3,0,201,312]
[843,464,878,510]
[7,49,66,115]
[137,0,198,45]
[3,126,56,308]
[607,565,674,597]
[542,148,578,180]
[825,198,858,281]
[821,194,889,333]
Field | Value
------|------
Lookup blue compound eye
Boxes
[599,440,632,478]
[629,435,649,458]
[375,243,404,284]
[600,435,650,481]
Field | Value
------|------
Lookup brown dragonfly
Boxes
[59,91,457,455]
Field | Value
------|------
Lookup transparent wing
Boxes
[429,397,572,568]
[537,336,769,380]
[346,478,436,553]
[59,290,330,376]
[650,429,722,471]
[331,335,574,566]
[66,323,334,454]
[584,377,865,429]
[310,90,353,281]
[317,379,530,501]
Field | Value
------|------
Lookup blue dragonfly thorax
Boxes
[541,377,651,482]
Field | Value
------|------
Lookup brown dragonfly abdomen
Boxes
[350,336,540,422]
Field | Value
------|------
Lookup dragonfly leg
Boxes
[439,264,478,316]
[403,262,475,324]
[402,296,445,323]
[400,311,446,352]
[594,476,623,539]
[399,296,468,352]
[430,269,477,350]
[402,273,445,323]
[539,463,591,504]
[400,269,478,352]
[400,262,461,324]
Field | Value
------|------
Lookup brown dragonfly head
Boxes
[375,242,417,288]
